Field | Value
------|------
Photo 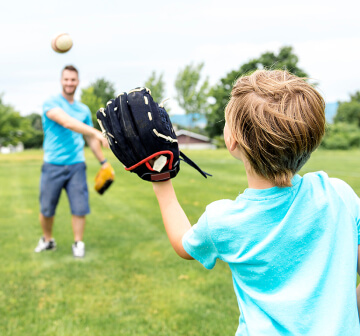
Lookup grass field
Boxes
[1,148,360,336]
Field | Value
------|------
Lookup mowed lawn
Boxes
[0,148,360,336]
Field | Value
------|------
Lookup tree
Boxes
[205,46,309,137]
[81,87,103,130]
[144,71,166,103]
[334,91,360,127]
[26,113,42,131]
[92,78,116,105]
[0,94,24,146]
[174,62,209,127]
[320,91,360,150]
[81,78,116,130]
[22,113,43,148]
[320,122,360,150]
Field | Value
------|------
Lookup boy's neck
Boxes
[245,169,276,190]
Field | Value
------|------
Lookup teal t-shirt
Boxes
[42,94,93,165]
[183,172,360,336]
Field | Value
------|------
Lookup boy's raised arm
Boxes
[152,180,194,260]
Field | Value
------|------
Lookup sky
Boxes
[1,0,360,116]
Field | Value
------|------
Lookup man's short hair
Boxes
[62,65,78,75]
[225,70,325,187]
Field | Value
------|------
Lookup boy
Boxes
[152,70,360,335]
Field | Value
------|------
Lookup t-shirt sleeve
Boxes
[330,177,360,244]
[182,211,219,269]
[43,97,59,115]
[354,194,360,244]
[84,107,93,127]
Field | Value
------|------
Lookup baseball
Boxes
[51,33,73,53]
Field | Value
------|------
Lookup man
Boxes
[35,65,108,258]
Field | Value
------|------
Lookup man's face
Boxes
[61,70,79,96]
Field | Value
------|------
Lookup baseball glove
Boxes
[94,162,115,194]
[96,87,211,182]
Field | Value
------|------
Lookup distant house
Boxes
[176,130,216,150]
[0,142,24,154]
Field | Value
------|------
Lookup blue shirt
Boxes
[42,94,93,165]
[183,172,360,336]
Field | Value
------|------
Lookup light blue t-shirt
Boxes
[42,94,93,165]
[183,172,360,336]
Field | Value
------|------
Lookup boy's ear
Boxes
[229,138,238,152]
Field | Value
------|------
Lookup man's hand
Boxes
[94,161,115,195]
[93,129,109,148]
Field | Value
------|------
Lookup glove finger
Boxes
[127,88,177,148]
[97,98,136,167]
[117,92,148,160]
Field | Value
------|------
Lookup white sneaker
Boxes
[72,241,85,258]
[34,237,56,253]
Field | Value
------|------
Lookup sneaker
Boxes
[72,241,85,258]
[34,237,56,253]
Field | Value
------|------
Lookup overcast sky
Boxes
[1,0,360,116]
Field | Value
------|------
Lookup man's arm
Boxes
[357,245,360,320]
[152,180,194,260]
[84,133,107,164]
[47,108,107,147]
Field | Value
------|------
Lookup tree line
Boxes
[1,46,359,150]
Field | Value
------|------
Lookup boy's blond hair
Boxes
[225,70,325,187]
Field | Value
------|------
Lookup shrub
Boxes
[320,123,360,150]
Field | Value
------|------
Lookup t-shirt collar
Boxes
[240,174,302,199]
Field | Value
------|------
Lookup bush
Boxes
[320,123,360,150]
[213,135,226,149]
[22,131,43,148]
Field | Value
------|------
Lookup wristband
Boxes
[100,159,107,165]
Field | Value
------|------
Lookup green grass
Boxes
[0,148,360,335]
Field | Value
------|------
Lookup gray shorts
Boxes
[40,162,90,217]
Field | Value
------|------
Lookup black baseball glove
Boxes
[96,87,211,182]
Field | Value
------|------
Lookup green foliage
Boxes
[0,95,25,146]
[349,91,360,103]
[320,123,360,150]
[325,90,360,150]
[81,87,103,130]
[81,78,116,130]
[205,46,309,138]
[144,71,166,103]
[212,135,226,149]
[25,113,42,132]
[92,78,116,105]
[175,63,209,125]
[21,113,43,148]
[334,100,360,127]
[0,94,44,148]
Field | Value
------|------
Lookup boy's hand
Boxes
[96,88,211,182]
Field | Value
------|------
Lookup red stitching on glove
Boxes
[124,151,174,171]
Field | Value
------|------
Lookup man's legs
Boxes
[35,163,63,252]
[40,214,55,241]
[35,214,57,252]
[66,163,89,258]
[71,215,86,242]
